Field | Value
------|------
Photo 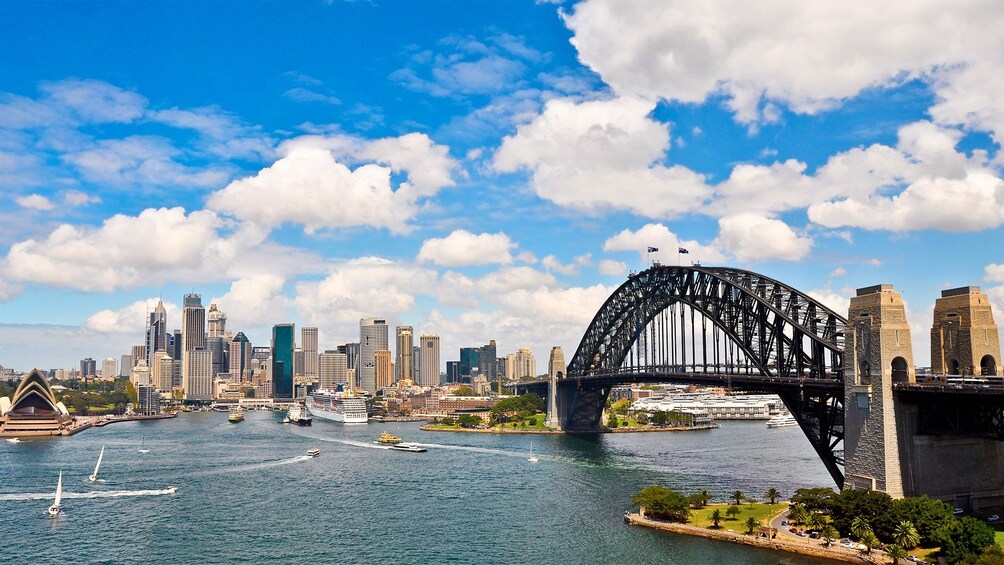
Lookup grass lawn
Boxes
[689,502,788,530]
[994,524,1004,547]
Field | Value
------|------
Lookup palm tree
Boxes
[885,544,907,565]
[820,524,839,547]
[892,520,920,551]
[787,504,807,526]
[807,512,827,532]
[731,490,745,505]
[711,509,723,528]
[860,531,879,555]
[764,487,781,504]
[850,516,872,540]
[698,490,712,506]
[745,516,759,535]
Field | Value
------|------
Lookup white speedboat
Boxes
[47,470,63,517]
[88,445,105,482]
[6,438,21,443]
[766,413,798,428]
[389,443,426,453]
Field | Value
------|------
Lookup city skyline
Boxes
[3,1,1004,371]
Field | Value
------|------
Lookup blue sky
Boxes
[1,0,1003,371]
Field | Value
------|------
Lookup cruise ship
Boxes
[766,413,798,428]
[306,390,368,423]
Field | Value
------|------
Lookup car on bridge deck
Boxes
[987,514,1000,523]
[954,507,965,515]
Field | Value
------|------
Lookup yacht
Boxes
[528,440,539,463]
[307,389,368,423]
[138,435,150,453]
[47,470,63,517]
[283,403,312,426]
[389,443,426,453]
[88,445,105,482]
[766,413,798,428]
[376,431,403,444]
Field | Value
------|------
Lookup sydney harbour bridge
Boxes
[516,265,1004,512]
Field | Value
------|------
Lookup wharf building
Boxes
[630,393,783,420]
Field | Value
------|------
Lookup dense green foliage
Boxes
[890,495,955,546]
[633,486,691,523]
[789,487,837,512]
[490,393,545,424]
[453,385,475,396]
[933,517,998,564]
[53,376,137,415]
[830,489,895,538]
[456,414,481,428]
[961,545,1004,565]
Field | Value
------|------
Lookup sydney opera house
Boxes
[0,369,72,436]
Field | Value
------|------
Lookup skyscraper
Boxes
[183,348,212,400]
[145,299,167,366]
[375,349,392,390]
[119,355,132,377]
[131,344,145,368]
[419,334,440,387]
[272,323,295,399]
[515,347,536,378]
[337,342,359,371]
[207,303,227,337]
[446,361,460,382]
[101,357,117,378]
[460,347,479,379]
[181,294,206,398]
[207,336,228,377]
[319,350,348,390]
[479,340,497,380]
[395,326,414,383]
[359,318,388,392]
[229,332,252,382]
[152,352,173,392]
[170,330,183,387]
[302,327,318,380]
[80,358,96,379]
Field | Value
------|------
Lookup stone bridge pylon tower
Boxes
[931,286,1002,377]
[843,284,915,498]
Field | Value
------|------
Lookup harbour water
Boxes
[2,412,838,564]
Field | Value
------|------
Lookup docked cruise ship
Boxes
[306,390,368,424]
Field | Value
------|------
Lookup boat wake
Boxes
[0,487,178,501]
[186,455,314,477]
[329,438,392,450]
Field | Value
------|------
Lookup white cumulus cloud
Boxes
[715,214,812,262]
[85,298,180,334]
[417,230,515,266]
[603,223,727,263]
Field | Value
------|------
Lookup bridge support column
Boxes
[545,369,562,431]
[843,284,914,498]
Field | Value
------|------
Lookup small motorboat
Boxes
[6,438,21,444]
[389,443,426,453]
[307,448,320,457]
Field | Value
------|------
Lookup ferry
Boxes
[306,448,320,457]
[228,409,245,423]
[389,443,426,453]
[306,389,368,424]
[376,431,403,444]
[766,413,798,428]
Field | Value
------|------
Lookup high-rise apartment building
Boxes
[229,332,252,382]
[395,326,414,383]
[207,303,227,337]
[272,323,295,399]
[145,299,167,366]
[301,327,318,379]
[319,350,348,390]
[101,357,117,378]
[515,347,536,379]
[359,318,388,392]
[119,355,132,377]
[375,349,392,389]
[419,334,440,387]
[181,294,206,397]
[183,348,212,400]
[504,354,516,380]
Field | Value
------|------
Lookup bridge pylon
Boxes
[930,286,1002,377]
[844,284,914,498]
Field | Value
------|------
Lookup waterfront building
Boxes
[302,327,318,380]
[207,303,227,337]
[80,357,96,380]
[184,348,213,400]
[319,350,348,390]
[229,332,252,382]
[101,357,117,378]
[146,299,168,365]
[375,349,392,389]
[460,347,479,380]
[359,318,388,392]
[515,347,536,379]
[395,326,414,383]
[0,370,72,436]
[272,323,295,399]
[419,334,440,387]
[548,346,566,380]
[136,383,160,415]
[181,294,206,397]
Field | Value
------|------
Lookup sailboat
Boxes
[47,470,62,517]
[528,440,539,463]
[138,436,150,454]
[88,445,105,482]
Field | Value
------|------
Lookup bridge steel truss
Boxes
[561,265,849,487]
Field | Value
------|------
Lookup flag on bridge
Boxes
[647,246,659,253]
[678,247,689,254]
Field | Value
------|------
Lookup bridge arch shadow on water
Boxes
[521,265,848,487]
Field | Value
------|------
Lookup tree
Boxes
[710,509,723,528]
[651,410,670,426]
[453,385,475,396]
[698,490,712,507]
[885,544,907,565]
[788,504,807,526]
[731,490,745,506]
[807,512,827,532]
[607,413,619,428]
[860,531,879,555]
[764,487,782,504]
[441,417,456,426]
[933,516,998,564]
[790,487,837,513]
[688,493,707,509]
[456,414,481,428]
[961,545,1004,565]
[633,486,691,523]
[611,398,631,414]
[893,520,920,551]
[820,524,839,547]
[745,516,759,535]
[891,495,955,547]
[851,516,873,540]
[726,505,740,520]
[829,488,894,539]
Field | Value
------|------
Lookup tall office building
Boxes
[337,342,359,371]
[414,345,421,382]
[359,318,388,392]
[293,348,304,379]
[207,336,228,377]
[151,351,173,392]
[119,355,132,377]
[446,361,460,382]
[419,334,440,387]
[145,299,168,366]
[207,303,227,337]
[319,350,348,390]
[479,340,497,380]
[301,327,318,379]
[181,294,206,397]
[272,323,295,399]
[131,345,145,368]
[395,326,414,383]
[375,349,392,390]
[101,357,117,378]
[229,332,252,382]
[80,358,96,379]
[460,347,479,379]
[515,347,536,379]
[183,348,212,400]
[170,330,183,388]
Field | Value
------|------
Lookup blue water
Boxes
[2,413,839,564]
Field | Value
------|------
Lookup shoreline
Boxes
[420,423,719,434]
[0,412,178,439]
[624,512,881,565]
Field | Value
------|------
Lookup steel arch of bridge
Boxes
[564,265,848,486]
